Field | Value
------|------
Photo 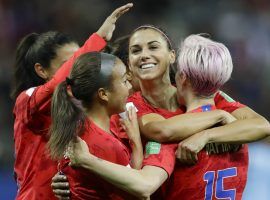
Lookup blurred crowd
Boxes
[0,0,269,198]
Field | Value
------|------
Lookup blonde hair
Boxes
[177,34,233,96]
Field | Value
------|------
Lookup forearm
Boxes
[206,117,270,143]
[130,139,144,169]
[34,33,106,111]
[142,110,225,142]
[80,155,165,199]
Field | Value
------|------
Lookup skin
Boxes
[52,28,270,199]
[34,43,80,82]
[130,29,236,143]
[52,30,233,199]
[46,43,80,80]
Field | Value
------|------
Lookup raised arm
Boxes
[31,3,133,113]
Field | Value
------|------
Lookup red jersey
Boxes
[164,105,248,200]
[59,120,137,200]
[128,90,246,200]
[13,33,106,200]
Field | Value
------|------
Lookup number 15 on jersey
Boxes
[204,167,237,200]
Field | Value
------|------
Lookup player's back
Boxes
[13,89,57,200]
[164,105,248,200]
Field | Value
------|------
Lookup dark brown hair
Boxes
[48,52,116,159]
[11,31,76,99]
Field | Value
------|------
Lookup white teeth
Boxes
[141,63,155,69]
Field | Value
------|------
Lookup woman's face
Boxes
[128,29,175,81]
[46,42,79,80]
[107,58,132,114]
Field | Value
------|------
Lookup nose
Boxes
[140,48,150,61]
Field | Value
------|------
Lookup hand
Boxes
[97,3,133,41]
[175,131,208,165]
[119,106,140,142]
[68,137,92,168]
[51,172,70,200]
[221,111,237,125]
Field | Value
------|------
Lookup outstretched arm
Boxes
[176,106,270,164]
[205,106,270,143]
[31,3,133,113]
[139,109,234,142]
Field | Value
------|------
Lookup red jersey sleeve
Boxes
[142,142,177,176]
[214,91,245,113]
[30,33,106,114]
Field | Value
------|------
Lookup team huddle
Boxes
[12,3,270,200]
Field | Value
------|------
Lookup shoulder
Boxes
[214,91,245,113]
[14,87,36,109]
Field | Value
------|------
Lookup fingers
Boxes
[51,182,69,189]
[127,106,137,121]
[186,150,197,165]
[110,3,133,20]
[53,189,70,198]
[119,118,126,130]
[52,174,68,183]
[56,196,70,200]
[51,174,69,190]
[51,173,70,199]
[176,143,197,165]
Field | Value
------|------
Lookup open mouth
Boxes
[139,63,156,69]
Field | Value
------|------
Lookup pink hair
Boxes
[177,34,233,96]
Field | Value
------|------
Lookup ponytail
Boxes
[48,81,86,160]
[11,33,40,99]
[11,31,77,100]
[48,52,116,159]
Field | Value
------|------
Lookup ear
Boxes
[34,63,49,80]
[169,50,176,64]
[97,88,109,102]
[126,71,133,81]
[179,72,188,86]
[127,61,133,72]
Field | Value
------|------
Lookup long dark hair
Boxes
[48,52,116,159]
[11,31,76,100]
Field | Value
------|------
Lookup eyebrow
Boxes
[130,40,161,48]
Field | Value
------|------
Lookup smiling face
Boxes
[46,42,79,80]
[128,28,175,81]
[107,58,132,114]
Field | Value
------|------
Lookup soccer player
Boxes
[60,28,269,199]
[52,26,270,199]
[48,52,142,199]
[11,3,133,200]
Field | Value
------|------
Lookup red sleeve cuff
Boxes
[142,143,177,177]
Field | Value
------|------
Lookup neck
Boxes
[85,101,111,133]
[139,77,178,111]
[184,91,215,112]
